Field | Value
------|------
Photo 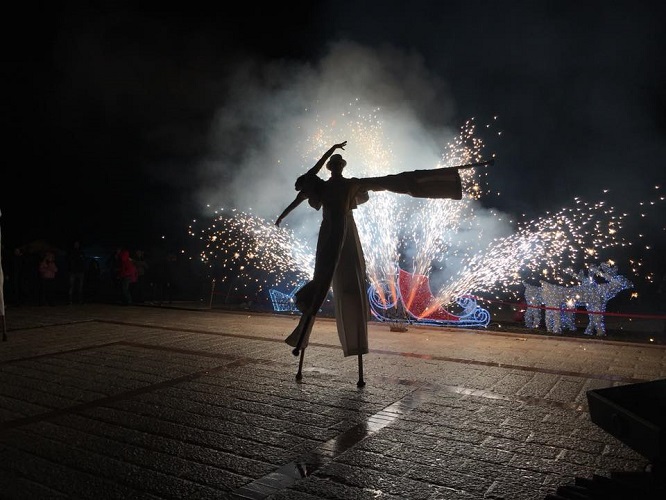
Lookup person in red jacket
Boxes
[117,249,137,305]
[38,251,58,306]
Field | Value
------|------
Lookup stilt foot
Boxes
[295,348,305,382]
[357,353,365,388]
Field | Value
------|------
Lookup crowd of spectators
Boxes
[1,239,195,307]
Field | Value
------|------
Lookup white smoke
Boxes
[198,41,456,218]
[195,40,513,292]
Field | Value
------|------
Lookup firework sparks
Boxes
[189,208,314,296]
[191,105,660,318]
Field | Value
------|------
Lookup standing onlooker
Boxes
[67,240,86,304]
[85,258,101,303]
[152,252,176,305]
[164,253,178,304]
[38,251,58,306]
[107,247,122,301]
[118,249,137,305]
[11,247,26,305]
[132,249,149,303]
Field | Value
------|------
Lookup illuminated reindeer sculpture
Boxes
[538,280,577,334]
[522,283,543,329]
[524,263,632,336]
[576,263,633,336]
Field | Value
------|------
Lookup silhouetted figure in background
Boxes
[85,258,101,303]
[67,240,86,304]
[132,249,148,303]
[10,247,26,305]
[0,210,5,341]
[107,247,122,302]
[118,249,137,305]
[164,253,177,304]
[149,251,177,305]
[38,251,58,306]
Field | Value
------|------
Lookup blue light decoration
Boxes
[523,262,632,336]
[269,283,306,312]
[270,268,490,328]
[369,268,490,327]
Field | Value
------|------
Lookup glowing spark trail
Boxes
[190,209,314,296]
[428,198,633,314]
[191,104,661,320]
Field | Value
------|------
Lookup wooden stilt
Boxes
[295,348,305,382]
[293,313,314,355]
[357,353,365,387]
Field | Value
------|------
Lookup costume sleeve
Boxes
[355,168,462,200]
[296,172,325,210]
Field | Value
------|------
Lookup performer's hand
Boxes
[335,141,347,150]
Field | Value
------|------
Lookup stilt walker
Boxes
[276,141,492,386]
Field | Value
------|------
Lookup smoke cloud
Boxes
[196,40,512,261]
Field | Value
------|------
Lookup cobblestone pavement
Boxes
[1,304,664,499]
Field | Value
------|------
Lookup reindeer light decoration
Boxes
[578,263,633,336]
[523,263,632,336]
[539,281,578,334]
[523,283,543,329]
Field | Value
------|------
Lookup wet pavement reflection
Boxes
[231,387,429,499]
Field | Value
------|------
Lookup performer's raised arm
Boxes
[302,141,347,179]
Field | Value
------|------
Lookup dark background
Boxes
[2,1,665,293]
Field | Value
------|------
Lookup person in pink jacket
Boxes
[38,251,58,306]
[117,249,138,305]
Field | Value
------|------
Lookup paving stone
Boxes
[316,462,440,500]
[405,463,493,496]
[0,471,71,499]
[1,304,662,499]
[287,475,404,499]
[0,441,153,499]
[80,404,300,464]
[2,428,227,498]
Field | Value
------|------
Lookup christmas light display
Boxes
[524,263,633,336]
[269,283,305,312]
[523,283,543,329]
[190,104,661,329]
[368,268,490,327]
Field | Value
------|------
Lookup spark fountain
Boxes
[190,208,314,306]
[190,105,657,328]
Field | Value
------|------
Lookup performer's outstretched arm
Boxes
[276,192,307,226]
[355,167,463,200]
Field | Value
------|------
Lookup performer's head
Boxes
[326,154,347,175]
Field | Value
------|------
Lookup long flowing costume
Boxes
[285,167,462,356]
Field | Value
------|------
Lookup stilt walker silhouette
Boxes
[276,141,492,386]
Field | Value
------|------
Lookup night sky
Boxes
[2,1,665,287]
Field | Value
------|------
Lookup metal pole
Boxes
[0,209,6,341]
[208,278,215,309]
